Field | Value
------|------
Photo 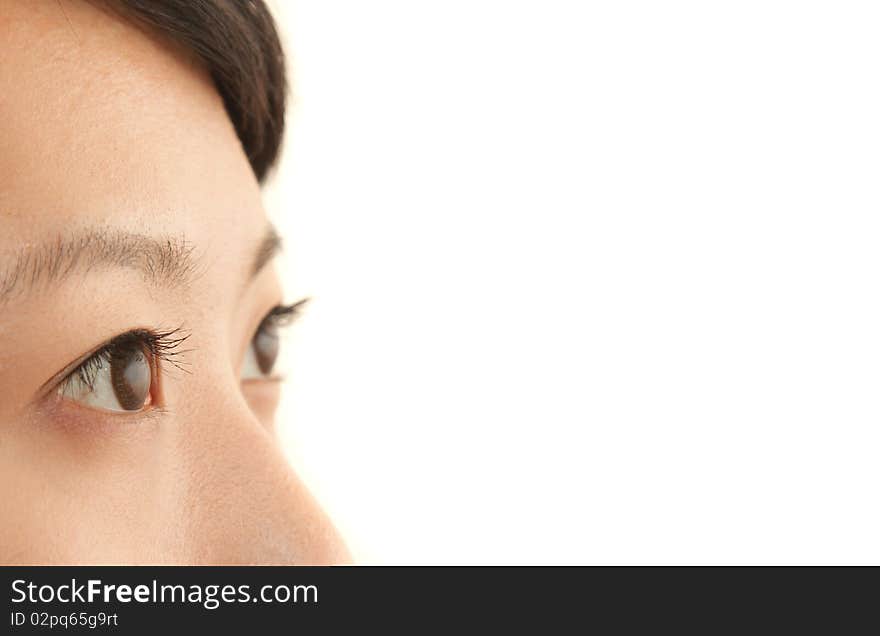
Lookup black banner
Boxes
[1,566,874,632]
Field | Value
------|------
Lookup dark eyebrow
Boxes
[0,229,198,306]
[250,224,283,279]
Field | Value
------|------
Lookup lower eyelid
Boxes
[241,375,285,384]
[37,392,167,437]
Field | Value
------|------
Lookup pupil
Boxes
[110,344,151,411]
[254,326,280,375]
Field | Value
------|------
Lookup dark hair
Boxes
[102,0,287,182]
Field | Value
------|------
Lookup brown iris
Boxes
[253,321,280,375]
[109,341,152,410]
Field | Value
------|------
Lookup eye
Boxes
[241,300,307,381]
[57,329,187,413]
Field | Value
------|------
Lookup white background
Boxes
[262,0,880,564]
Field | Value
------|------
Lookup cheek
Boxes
[241,381,281,429]
[0,421,177,564]
[0,389,348,564]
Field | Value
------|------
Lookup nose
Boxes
[175,391,350,564]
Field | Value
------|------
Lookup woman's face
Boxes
[0,1,348,563]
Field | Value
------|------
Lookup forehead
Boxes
[0,0,263,251]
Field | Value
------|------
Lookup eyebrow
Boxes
[250,225,283,279]
[0,226,281,306]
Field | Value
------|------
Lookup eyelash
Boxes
[259,298,309,331]
[64,299,309,392]
[70,328,189,392]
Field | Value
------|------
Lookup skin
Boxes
[0,0,350,563]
